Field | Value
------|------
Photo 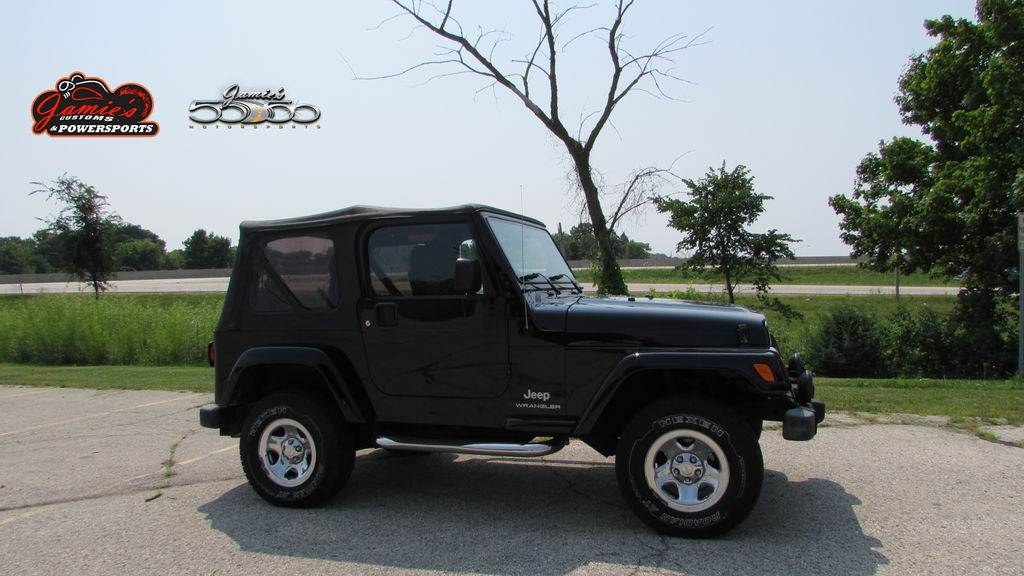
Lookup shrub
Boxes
[944,288,1016,379]
[810,296,1016,379]
[884,306,951,378]
[805,304,888,377]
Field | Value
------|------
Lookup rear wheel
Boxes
[615,396,763,537]
[240,392,354,507]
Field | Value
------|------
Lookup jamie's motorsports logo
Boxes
[188,85,321,129]
[31,72,158,137]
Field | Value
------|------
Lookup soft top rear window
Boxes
[255,235,338,311]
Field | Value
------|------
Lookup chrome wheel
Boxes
[644,428,730,512]
[257,418,317,488]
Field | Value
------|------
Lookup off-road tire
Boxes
[615,395,764,537]
[240,392,354,507]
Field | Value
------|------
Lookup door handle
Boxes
[375,302,398,327]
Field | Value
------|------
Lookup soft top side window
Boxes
[253,235,338,311]
[250,262,291,312]
[367,222,480,297]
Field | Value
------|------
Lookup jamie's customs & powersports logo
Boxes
[31,72,158,137]
[188,85,321,129]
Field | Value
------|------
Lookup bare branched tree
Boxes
[360,0,703,294]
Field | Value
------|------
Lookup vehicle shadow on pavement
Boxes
[199,450,887,575]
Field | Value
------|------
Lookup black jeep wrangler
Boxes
[199,204,823,537]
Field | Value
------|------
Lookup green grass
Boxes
[0,364,212,392]
[816,377,1024,425]
[0,292,957,370]
[573,265,958,287]
[0,293,223,365]
[1,363,1018,424]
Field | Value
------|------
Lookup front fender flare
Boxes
[572,350,786,435]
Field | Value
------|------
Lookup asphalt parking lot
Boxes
[0,385,1021,576]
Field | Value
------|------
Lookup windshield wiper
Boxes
[519,272,561,294]
[548,273,582,294]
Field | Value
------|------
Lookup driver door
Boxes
[358,220,510,400]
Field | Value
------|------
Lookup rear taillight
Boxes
[207,341,216,367]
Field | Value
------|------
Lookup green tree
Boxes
[830,0,1023,375]
[895,0,1024,296]
[162,249,185,270]
[834,1,1023,292]
[829,137,935,298]
[111,220,165,254]
[621,240,652,260]
[0,237,38,274]
[552,223,572,259]
[31,175,122,298]
[617,232,652,259]
[554,222,651,261]
[115,238,164,271]
[569,223,599,260]
[654,162,797,304]
[183,229,235,269]
[111,223,164,249]
[31,228,66,273]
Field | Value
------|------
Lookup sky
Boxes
[0,0,977,256]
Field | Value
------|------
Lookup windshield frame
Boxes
[481,213,579,293]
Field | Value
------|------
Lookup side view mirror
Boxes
[453,258,482,294]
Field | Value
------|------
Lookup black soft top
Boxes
[240,204,544,232]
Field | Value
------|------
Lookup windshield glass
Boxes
[486,216,576,285]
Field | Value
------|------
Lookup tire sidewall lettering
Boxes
[246,404,327,500]
[629,412,748,529]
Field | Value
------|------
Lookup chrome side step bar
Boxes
[376,436,567,457]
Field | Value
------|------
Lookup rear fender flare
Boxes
[224,346,367,423]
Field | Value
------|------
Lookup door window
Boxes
[367,223,477,297]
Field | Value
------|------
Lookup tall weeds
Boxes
[0,294,222,365]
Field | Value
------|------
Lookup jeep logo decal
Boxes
[523,389,551,402]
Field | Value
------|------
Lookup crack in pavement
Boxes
[0,474,245,515]
[547,464,624,512]
[1,432,240,517]
[160,431,194,488]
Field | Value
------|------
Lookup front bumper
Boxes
[782,399,825,441]
[776,353,824,440]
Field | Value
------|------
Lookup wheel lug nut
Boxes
[690,455,698,463]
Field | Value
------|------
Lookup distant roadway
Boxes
[0,277,959,296]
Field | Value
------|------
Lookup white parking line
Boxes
[0,394,201,438]
[176,444,237,466]
[0,508,46,528]
[0,389,53,400]
[127,444,237,482]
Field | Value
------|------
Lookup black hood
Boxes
[530,295,771,348]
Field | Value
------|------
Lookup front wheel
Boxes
[240,392,354,507]
[615,396,763,537]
